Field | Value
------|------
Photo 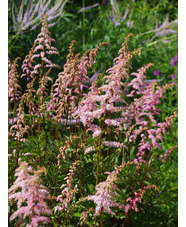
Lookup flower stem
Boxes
[96,106,107,185]
[100,207,103,227]
[141,150,151,189]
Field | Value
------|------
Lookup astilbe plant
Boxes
[74,33,139,140]
[73,35,177,225]
[122,184,159,227]
[8,57,22,127]
[54,161,80,226]
[32,14,60,74]
[8,15,178,226]
[116,64,177,164]
[8,161,52,226]
[86,162,137,218]
[9,100,29,144]
[49,40,81,125]
[9,99,30,170]
[12,14,60,123]
[49,40,110,134]
[83,162,159,227]
[74,34,141,185]
[8,57,22,104]
[21,14,60,86]
[21,45,36,83]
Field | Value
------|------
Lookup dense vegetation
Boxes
[8,1,178,226]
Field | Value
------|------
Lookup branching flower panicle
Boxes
[159,145,178,163]
[50,41,109,124]
[134,111,178,164]
[21,45,37,83]
[74,34,140,141]
[8,57,22,103]
[9,100,29,143]
[21,77,37,116]
[124,185,159,215]
[8,161,52,226]
[54,161,80,212]
[87,161,137,217]
[32,14,60,76]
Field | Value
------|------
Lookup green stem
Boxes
[8,30,20,53]
[63,208,68,227]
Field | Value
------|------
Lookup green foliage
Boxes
[8,0,178,226]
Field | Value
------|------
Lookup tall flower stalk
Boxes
[49,40,110,135]
[74,33,140,185]
[23,14,60,159]
[86,161,137,226]
[8,57,22,123]
[54,161,80,226]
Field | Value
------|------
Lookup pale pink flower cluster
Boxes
[32,15,60,71]
[133,112,177,164]
[104,118,124,127]
[50,41,108,123]
[123,65,163,132]
[148,129,163,150]
[121,65,163,144]
[156,111,177,134]
[22,78,37,116]
[8,57,22,102]
[127,63,153,97]
[8,162,52,226]
[92,129,102,138]
[87,174,120,216]
[150,112,177,145]
[103,141,126,148]
[74,34,138,140]
[17,15,60,119]
[21,45,36,82]
[138,83,163,124]
[21,15,60,89]
[9,101,29,142]
[54,161,80,212]
[102,63,152,142]
[120,67,173,162]
[85,146,95,154]
[87,162,135,217]
[73,82,102,136]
